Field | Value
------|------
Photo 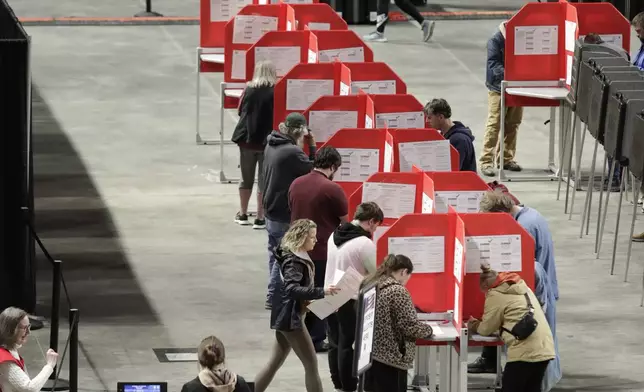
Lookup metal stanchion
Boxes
[43,260,69,391]
[69,309,79,392]
[597,158,618,259]
[580,138,599,237]
[610,169,628,275]
[595,155,609,252]
[624,177,641,282]
[556,106,572,202]
[134,0,163,17]
[564,111,578,214]
[568,122,587,220]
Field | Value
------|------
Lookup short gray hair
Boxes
[633,12,644,29]
[479,190,515,213]
[0,307,28,349]
[278,122,306,141]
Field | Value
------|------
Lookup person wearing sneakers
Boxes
[363,0,435,43]
[480,21,523,177]
[424,98,476,172]
[261,113,316,309]
[325,202,383,392]
[289,146,348,353]
[232,61,277,229]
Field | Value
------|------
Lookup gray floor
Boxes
[16,14,644,392]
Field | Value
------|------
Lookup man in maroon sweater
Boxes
[289,146,348,353]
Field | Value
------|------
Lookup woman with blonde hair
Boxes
[231,60,278,229]
[254,219,339,392]
[467,263,555,392]
[180,335,251,392]
[0,307,58,392]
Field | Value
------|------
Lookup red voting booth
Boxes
[245,31,319,80]
[371,94,427,129]
[320,128,385,199]
[386,129,460,173]
[569,1,631,51]
[273,62,352,129]
[289,3,348,31]
[303,95,375,146]
[422,171,491,214]
[313,30,375,63]
[344,62,407,95]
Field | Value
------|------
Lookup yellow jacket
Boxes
[474,279,555,363]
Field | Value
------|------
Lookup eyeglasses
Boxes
[18,324,31,332]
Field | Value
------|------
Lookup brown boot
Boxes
[632,232,644,242]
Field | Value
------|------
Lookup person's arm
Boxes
[332,186,349,223]
[448,136,468,171]
[237,89,247,117]
[472,292,504,336]
[282,261,325,300]
[0,362,53,392]
[533,262,549,311]
[390,285,433,340]
[487,36,505,85]
[360,240,378,275]
[290,148,314,178]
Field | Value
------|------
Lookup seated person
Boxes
[424,98,476,172]
[181,336,251,392]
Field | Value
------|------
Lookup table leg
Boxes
[439,346,450,392]
[548,106,557,173]
[196,48,202,144]
[498,83,507,182]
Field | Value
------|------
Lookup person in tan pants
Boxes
[480,21,523,177]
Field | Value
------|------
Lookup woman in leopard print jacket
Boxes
[361,254,434,392]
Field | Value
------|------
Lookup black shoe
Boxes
[253,219,266,230]
[235,212,251,225]
[264,300,272,310]
[467,356,496,374]
[503,161,523,172]
[315,342,330,353]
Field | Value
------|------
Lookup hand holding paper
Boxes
[325,285,341,296]
[307,267,364,320]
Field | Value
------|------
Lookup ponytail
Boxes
[361,254,414,289]
[479,262,498,286]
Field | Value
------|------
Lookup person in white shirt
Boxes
[0,307,58,392]
[324,202,384,392]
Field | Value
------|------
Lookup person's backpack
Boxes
[487,181,522,206]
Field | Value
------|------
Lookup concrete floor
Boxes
[16,14,644,392]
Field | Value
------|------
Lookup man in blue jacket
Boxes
[631,12,644,243]
[480,22,523,177]
[424,98,476,172]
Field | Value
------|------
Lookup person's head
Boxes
[633,12,644,42]
[479,190,516,213]
[0,307,30,349]
[479,263,499,292]
[247,60,277,88]
[197,335,226,370]
[313,146,342,180]
[423,98,453,131]
[281,219,317,253]
[583,33,604,45]
[363,254,414,288]
[278,113,309,147]
[353,202,384,234]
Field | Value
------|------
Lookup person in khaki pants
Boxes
[480,21,523,177]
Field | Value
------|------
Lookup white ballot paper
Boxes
[565,20,577,52]
[318,47,365,63]
[388,236,445,274]
[422,193,434,213]
[308,22,331,30]
[335,148,379,182]
[398,140,451,172]
[211,0,252,22]
[514,25,558,56]
[362,182,415,219]
[373,225,389,243]
[286,79,334,111]
[465,235,522,273]
[453,238,463,282]
[340,82,350,96]
[255,46,301,77]
[308,266,364,320]
[425,322,444,336]
[231,49,247,80]
[453,284,460,324]
[233,15,279,45]
[376,111,424,129]
[365,115,373,129]
[434,191,484,213]
[566,54,572,86]
[383,142,393,172]
[351,80,396,95]
[308,111,358,142]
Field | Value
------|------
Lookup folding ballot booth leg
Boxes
[196,48,203,144]
[623,177,641,282]
[567,122,587,220]
[413,347,431,388]
[595,155,610,253]
[449,329,468,392]
[580,138,600,238]
[597,158,619,259]
[561,108,579,214]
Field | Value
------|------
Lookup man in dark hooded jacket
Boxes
[424,98,477,172]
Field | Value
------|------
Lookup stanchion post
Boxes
[69,309,79,392]
[49,260,61,366]
[134,0,163,17]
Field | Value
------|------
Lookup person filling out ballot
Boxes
[468,263,555,392]
[360,254,433,392]
[254,219,340,392]
[0,307,59,392]
[324,201,384,392]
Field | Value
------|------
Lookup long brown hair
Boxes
[197,335,226,369]
[361,254,413,288]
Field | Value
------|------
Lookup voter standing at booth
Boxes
[480,22,524,177]
[255,219,340,392]
[232,61,277,229]
[363,0,435,43]
[468,263,555,392]
[630,12,644,242]
[534,262,561,392]
[261,113,316,309]
[325,201,384,392]
[360,254,434,392]
[424,98,477,172]
[289,146,348,353]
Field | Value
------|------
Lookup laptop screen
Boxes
[117,382,167,392]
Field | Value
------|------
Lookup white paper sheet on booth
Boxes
[308,111,358,142]
[514,25,558,55]
[453,238,463,283]
[365,115,373,129]
[362,182,415,219]
[422,193,434,213]
[231,49,247,80]
[335,148,379,182]
[233,15,279,45]
[286,79,334,110]
[465,235,522,273]
[307,266,364,320]
[383,142,393,172]
[398,140,451,172]
[373,225,389,243]
[434,191,484,213]
[308,22,331,31]
[255,46,301,77]
[375,111,424,129]
[351,80,396,95]
[564,20,577,52]
[308,49,317,63]
[211,0,252,22]
[388,236,445,274]
[318,47,365,63]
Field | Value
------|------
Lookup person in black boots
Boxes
[363,0,435,43]
[424,98,477,172]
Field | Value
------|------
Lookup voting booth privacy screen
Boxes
[354,283,378,377]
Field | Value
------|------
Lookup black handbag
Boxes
[501,293,538,340]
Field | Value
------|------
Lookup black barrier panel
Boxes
[569,40,625,107]
[604,90,644,163]
[620,100,644,170]
[630,112,644,182]
[588,70,644,143]
[577,57,631,124]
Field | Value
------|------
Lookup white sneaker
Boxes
[363,31,387,42]
[421,20,435,42]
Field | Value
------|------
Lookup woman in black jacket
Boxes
[254,219,340,392]
[231,60,276,230]
[180,335,251,392]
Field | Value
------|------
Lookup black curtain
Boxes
[0,0,35,313]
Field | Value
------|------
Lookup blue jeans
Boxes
[607,156,622,185]
[266,218,289,302]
